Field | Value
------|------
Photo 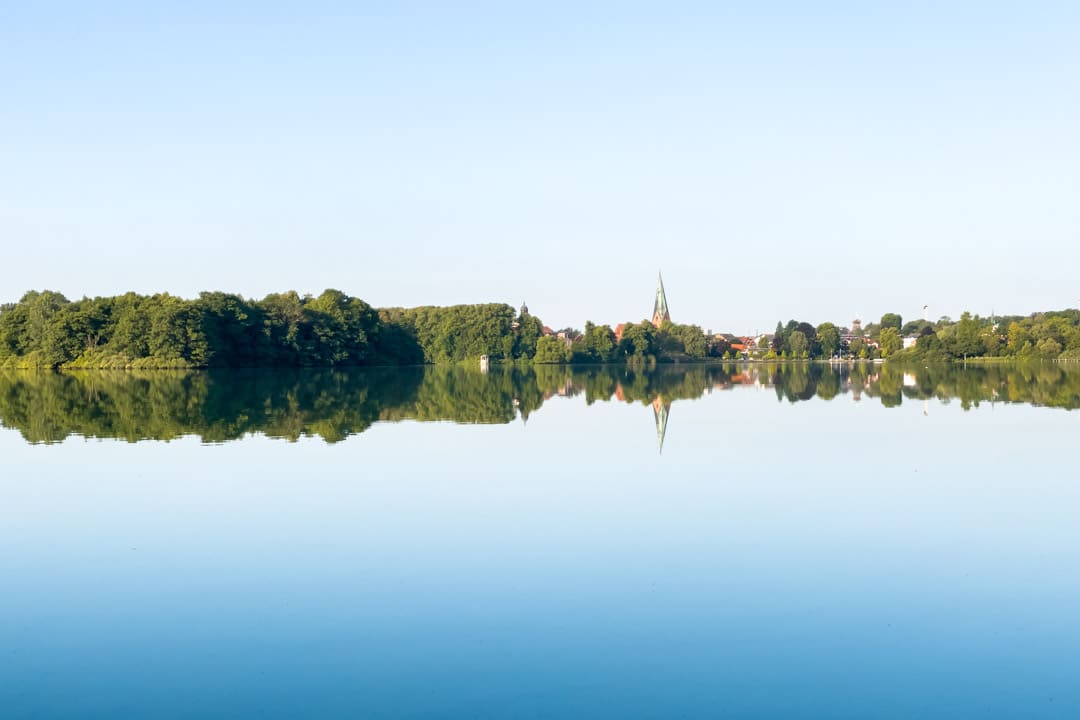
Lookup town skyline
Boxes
[3,278,1069,342]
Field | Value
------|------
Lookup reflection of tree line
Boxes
[763,362,1080,411]
[2,362,1077,444]
[0,365,748,444]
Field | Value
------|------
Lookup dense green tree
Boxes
[817,322,840,358]
[788,330,808,358]
[580,322,617,362]
[880,313,903,331]
[656,321,707,359]
[901,319,932,336]
[879,327,902,357]
[954,312,984,358]
[619,322,657,359]
[513,314,544,360]
[771,322,785,352]
[110,293,152,359]
[534,336,572,363]
[1037,337,1063,358]
[795,322,817,342]
[708,335,732,358]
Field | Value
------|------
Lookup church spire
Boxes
[652,271,670,327]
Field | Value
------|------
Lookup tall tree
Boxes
[880,313,903,331]
[879,327,902,357]
[817,322,840,358]
[788,330,808,358]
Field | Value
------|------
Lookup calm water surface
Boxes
[2,364,1079,718]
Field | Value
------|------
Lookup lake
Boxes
[2,363,1079,718]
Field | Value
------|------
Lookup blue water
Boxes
[2,368,1079,718]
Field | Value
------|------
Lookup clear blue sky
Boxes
[2,2,1077,333]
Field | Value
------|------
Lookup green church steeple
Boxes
[652,271,670,327]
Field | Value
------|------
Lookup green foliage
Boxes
[817,322,840,358]
[0,363,780,444]
[788,330,808,358]
[534,336,573,364]
[654,321,707,360]
[879,327,902,357]
[901,319,933,336]
[767,319,828,359]
[578,322,617,363]
[513,314,544,360]
[953,312,983,358]
[1,291,557,368]
[618,321,657,359]
[388,303,520,363]
[771,322,785,353]
[892,308,1080,362]
[880,313,903,331]
[670,323,707,358]
[7,288,1079,370]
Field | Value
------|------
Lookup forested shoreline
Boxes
[0,289,710,369]
[3,289,1079,369]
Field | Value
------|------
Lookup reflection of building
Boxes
[652,272,670,327]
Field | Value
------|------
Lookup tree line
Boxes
[758,309,1080,362]
[0,364,751,444]
[0,289,715,369]
[891,310,1080,362]
[4,289,1078,368]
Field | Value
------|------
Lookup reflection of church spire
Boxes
[652,395,670,454]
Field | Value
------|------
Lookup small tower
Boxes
[512,301,528,331]
[652,272,670,328]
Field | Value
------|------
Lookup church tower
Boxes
[651,272,670,328]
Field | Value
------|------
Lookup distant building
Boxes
[512,301,528,331]
[612,274,671,341]
[652,272,670,328]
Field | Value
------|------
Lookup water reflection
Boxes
[1,362,1078,445]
